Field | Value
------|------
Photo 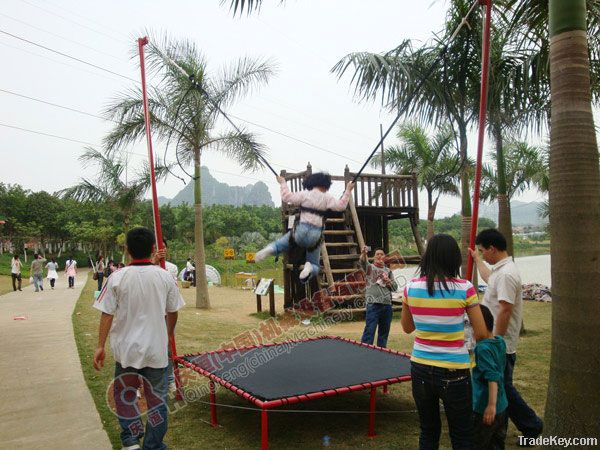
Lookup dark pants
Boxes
[114,363,169,450]
[97,273,104,291]
[361,303,393,347]
[474,410,507,450]
[411,361,474,450]
[504,353,543,437]
[11,273,22,291]
[50,278,56,288]
[68,276,75,288]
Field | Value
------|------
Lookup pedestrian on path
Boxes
[31,253,46,292]
[65,256,77,288]
[46,258,59,289]
[95,255,105,292]
[11,254,22,291]
[93,227,185,450]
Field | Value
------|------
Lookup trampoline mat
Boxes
[181,337,411,401]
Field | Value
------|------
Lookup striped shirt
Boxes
[403,277,479,369]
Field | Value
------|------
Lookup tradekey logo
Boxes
[518,436,598,448]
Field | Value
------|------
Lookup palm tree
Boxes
[479,140,545,255]
[509,0,600,441]
[60,148,166,256]
[103,34,274,309]
[372,123,461,240]
[333,0,482,275]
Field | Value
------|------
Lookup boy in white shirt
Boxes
[93,227,185,450]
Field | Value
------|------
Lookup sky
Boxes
[0,0,551,219]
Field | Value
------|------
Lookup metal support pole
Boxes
[209,381,218,427]
[261,408,269,450]
[466,0,493,280]
[368,386,377,438]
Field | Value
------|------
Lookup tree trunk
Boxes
[426,189,435,240]
[194,148,210,309]
[493,126,514,257]
[459,122,471,277]
[544,2,600,443]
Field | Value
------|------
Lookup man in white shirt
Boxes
[471,229,543,443]
[93,227,185,450]
[185,258,196,286]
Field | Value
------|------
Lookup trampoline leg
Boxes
[209,381,218,427]
[368,387,376,438]
[261,408,269,450]
[383,385,388,394]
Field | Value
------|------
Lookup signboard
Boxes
[254,278,273,296]
[245,252,256,264]
[224,248,235,260]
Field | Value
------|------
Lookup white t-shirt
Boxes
[186,261,195,272]
[165,261,178,282]
[11,259,21,274]
[93,263,185,369]
[482,257,523,354]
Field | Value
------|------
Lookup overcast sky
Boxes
[0,0,550,219]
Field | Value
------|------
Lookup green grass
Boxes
[73,275,551,449]
[0,274,30,295]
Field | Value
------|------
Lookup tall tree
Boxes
[479,140,545,255]
[60,148,165,256]
[104,34,274,309]
[332,0,482,274]
[544,0,600,441]
[372,123,461,239]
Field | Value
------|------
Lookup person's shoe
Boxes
[122,445,141,450]
[255,245,276,262]
[299,262,312,283]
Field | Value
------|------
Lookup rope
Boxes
[351,0,481,183]
[147,41,279,177]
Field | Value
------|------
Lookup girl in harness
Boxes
[255,172,354,282]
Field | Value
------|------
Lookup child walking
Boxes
[472,304,508,450]
[255,173,353,282]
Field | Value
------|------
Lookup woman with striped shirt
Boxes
[401,234,486,450]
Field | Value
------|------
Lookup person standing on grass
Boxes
[11,254,22,291]
[65,256,77,288]
[96,255,105,292]
[31,253,46,292]
[93,227,185,450]
[401,234,487,450]
[470,229,543,444]
[359,245,398,348]
[45,258,59,289]
[472,304,508,450]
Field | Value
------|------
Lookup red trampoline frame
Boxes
[174,335,412,449]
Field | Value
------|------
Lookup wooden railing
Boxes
[281,164,419,211]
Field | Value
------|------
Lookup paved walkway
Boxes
[0,272,112,449]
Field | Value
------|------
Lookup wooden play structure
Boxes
[280,164,424,311]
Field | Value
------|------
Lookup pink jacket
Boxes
[280,179,351,227]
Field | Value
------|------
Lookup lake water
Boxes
[393,254,551,288]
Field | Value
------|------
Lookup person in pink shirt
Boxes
[64,256,77,288]
[255,173,354,282]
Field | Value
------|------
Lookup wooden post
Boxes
[320,242,335,287]
[349,193,366,250]
[256,293,262,313]
[268,281,275,317]
[380,123,385,175]
[410,218,425,256]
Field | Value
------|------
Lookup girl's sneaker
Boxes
[299,262,312,283]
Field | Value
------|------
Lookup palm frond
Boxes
[204,129,268,172]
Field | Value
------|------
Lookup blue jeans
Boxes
[504,353,543,437]
[33,274,43,291]
[114,363,169,450]
[411,361,474,450]
[273,222,322,279]
[361,303,393,347]
[97,273,104,292]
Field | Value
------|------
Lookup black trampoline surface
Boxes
[181,337,411,401]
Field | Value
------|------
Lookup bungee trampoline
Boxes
[175,336,411,449]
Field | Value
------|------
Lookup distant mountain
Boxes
[164,167,274,207]
[479,200,548,226]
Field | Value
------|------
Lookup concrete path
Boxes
[0,272,112,449]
